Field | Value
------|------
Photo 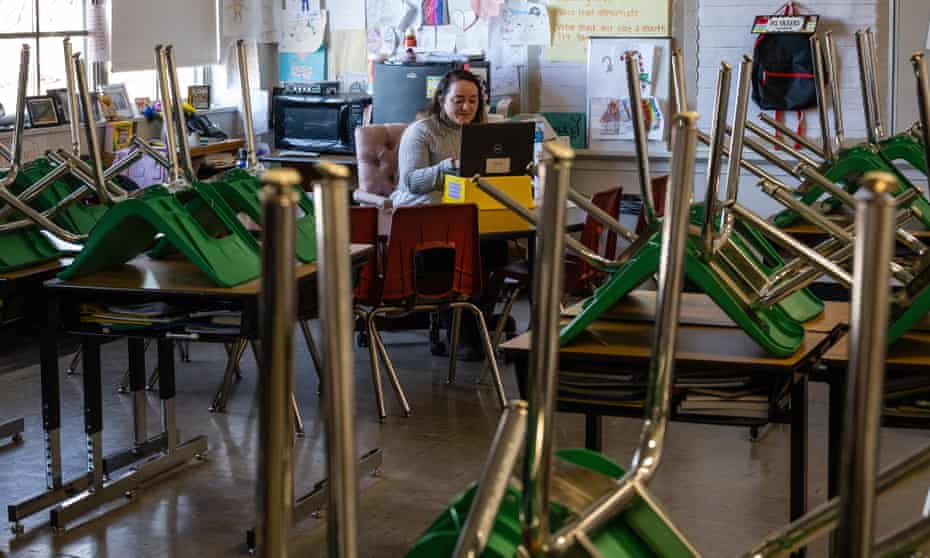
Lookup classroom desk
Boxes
[0,258,72,327]
[818,329,930,503]
[7,245,375,534]
[0,417,23,443]
[501,297,836,547]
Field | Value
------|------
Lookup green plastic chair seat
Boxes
[0,228,61,272]
[12,158,107,236]
[59,183,261,287]
[560,207,808,357]
[406,449,696,558]
[151,169,318,263]
[773,136,930,229]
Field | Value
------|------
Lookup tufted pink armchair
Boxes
[354,123,408,206]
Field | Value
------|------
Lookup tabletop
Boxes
[502,317,830,372]
[44,245,371,297]
[0,258,72,282]
[821,330,930,372]
[563,291,850,335]
[260,152,358,167]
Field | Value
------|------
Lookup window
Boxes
[0,0,89,114]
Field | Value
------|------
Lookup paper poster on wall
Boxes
[589,43,656,99]
[329,0,365,30]
[87,0,109,61]
[590,96,661,141]
[224,0,277,39]
[279,48,328,82]
[488,16,525,96]
[546,0,670,62]
[280,10,328,53]
[499,0,551,46]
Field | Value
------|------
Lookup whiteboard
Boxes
[585,36,673,151]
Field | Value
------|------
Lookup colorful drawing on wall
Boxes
[499,0,550,46]
[541,112,587,148]
[590,96,662,141]
[279,48,328,82]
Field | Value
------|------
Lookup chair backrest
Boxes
[354,123,408,197]
[566,186,623,291]
[635,175,669,237]
[351,205,382,306]
[381,204,482,305]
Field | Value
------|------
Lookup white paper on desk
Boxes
[498,0,549,46]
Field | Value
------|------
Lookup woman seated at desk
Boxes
[391,69,513,358]
[391,69,483,207]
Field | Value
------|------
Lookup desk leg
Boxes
[790,373,808,558]
[526,236,536,298]
[128,339,147,449]
[158,340,178,451]
[82,339,105,491]
[585,414,602,452]
[41,292,62,490]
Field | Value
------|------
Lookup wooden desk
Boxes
[375,204,587,239]
[563,291,850,335]
[501,318,833,547]
[819,330,930,503]
[8,246,373,533]
[260,151,358,167]
[0,258,71,327]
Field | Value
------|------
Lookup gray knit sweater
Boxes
[391,115,461,207]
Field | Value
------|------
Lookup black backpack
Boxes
[751,19,817,110]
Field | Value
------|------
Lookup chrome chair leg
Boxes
[448,306,463,384]
[66,348,82,375]
[145,367,160,391]
[210,338,247,412]
[367,309,412,418]
[478,285,520,385]
[364,311,387,420]
[458,302,507,408]
[249,339,304,436]
[298,320,324,388]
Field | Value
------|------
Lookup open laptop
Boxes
[458,121,535,177]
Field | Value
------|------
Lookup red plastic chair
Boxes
[563,186,624,294]
[366,204,507,417]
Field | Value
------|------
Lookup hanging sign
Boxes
[751,15,819,34]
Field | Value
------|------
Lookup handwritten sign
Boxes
[546,0,670,62]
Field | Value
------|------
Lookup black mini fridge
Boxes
[372,59,490,124]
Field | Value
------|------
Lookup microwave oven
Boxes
[272,91,371,155]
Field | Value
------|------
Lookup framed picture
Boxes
[100,84,134,119]
[25,96,60,127]
[46,88,70,122]
[188,85,210,110]
[134,97,151,114]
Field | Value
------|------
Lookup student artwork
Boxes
[279,48,327,82]
[223,0,277,40]
[422,0,451,26]
[279,8,327,53]
[590,96,662,141]
[499,0,550,46]
[618,49,653,95]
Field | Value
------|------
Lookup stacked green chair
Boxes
[408,117,702,558]
[57,44,263,287]
[769,29,930,229]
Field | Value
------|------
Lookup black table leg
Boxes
[828,369,844,556]
[790,373,809,558]
[157,339,178,451]
[585,414,602,452]
[128,339,147,449]
[40,291,62,489]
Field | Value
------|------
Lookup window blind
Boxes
[111,0,219,72]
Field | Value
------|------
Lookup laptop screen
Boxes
[458,121,535,177]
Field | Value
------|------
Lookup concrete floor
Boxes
[1,305,929,557]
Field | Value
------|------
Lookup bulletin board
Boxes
[585,36,672,152]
